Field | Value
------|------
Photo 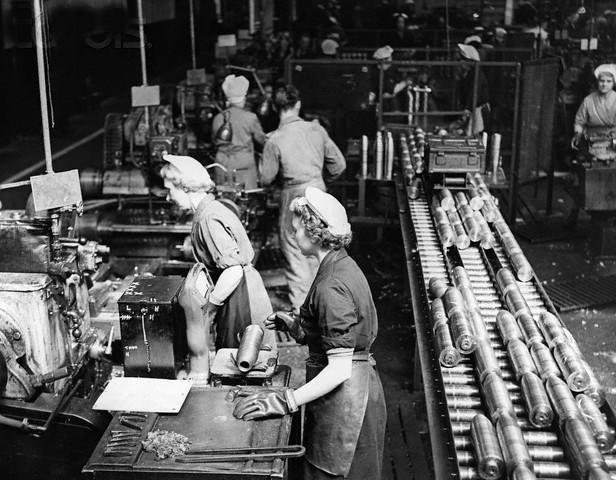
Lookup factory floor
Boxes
[2,87,616,479]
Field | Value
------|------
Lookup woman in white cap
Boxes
[233,187,386,480]
[572,64,616,155]
[160,154,276,372]
[211,74,266,189]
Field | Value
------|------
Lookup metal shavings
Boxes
[142,429,191,460]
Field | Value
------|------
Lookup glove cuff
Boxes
[284,388,299,414]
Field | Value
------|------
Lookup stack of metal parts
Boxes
[399,156,616,479]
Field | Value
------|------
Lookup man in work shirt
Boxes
[260,85,346,312]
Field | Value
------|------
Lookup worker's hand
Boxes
[571,133,582,150]
[264,312,305,343]
[233,388,296,420]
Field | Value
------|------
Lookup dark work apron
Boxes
[304,351,386,478]
[213,271,252,350]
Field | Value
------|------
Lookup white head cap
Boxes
[464,35,482,45]
[373,45,394,60]
[594,64,616,80]
[302,186,351,236]
[457,43,480,61]
[161,154,214,191]
[222,74,249,104]
[321,38,339,56]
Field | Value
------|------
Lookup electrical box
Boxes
[426,136,485,174]
[118,276,187,379]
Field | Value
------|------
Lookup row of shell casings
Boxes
[444,266,562,479]
[492,217,534,282]
[434,189,495,249]
[399,133,423,199]
[466,172,501,223]
[456,413,572,480]
[495,302,614,475]
[429,279,485,364]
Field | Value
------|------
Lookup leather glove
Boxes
[264,311,305,343]
[233,388,298,421]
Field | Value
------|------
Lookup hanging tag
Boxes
[186,68,207,86]
[30,169,82,211]
[131,85,160,107]
[580,38,589,50]
[589,38,598,50]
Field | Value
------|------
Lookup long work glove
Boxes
[264,311,306,343]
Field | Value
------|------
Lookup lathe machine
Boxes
[394,127,616,480]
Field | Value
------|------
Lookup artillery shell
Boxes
[448,210,471,249]
[429,277,449,299]
[483,372,515,422]
[431,298,448,327]
[564,417,608,477]
[455,191,469,209]
[468,308,490,341]
[439,188,456,211]
[443,287,466,315]
[496,411,533,474]
[468,186,484,211]
[510,253,533,282]
[496,310,523,345]
[545,374,580,422]
[530,342,561,381]
[536,311,567,348]
[459,204,481,242]
[471,414,505,480]
[495,268,519,297]
[508,339,538,380]
[580,359,606,407]
[452,266,472,289]
[577,393,615,453]
[516,312,543,345]
[553,342,591,392]
[521,372,554,428]
[474,338,502,383]
[434,321,462,367]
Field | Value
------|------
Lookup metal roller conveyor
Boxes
[397,169,616,480]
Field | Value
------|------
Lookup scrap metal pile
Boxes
[398,130,616,480]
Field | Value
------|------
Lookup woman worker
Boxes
[233,187,387,480]
[571,63,616,157]
[211,74,266,189]
[160,154,275,378]
[566,64,616,226]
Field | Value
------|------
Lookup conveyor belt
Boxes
[398,182,616,480]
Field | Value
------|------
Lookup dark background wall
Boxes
[0,0,218,144]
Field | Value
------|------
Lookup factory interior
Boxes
[2,0,616,479]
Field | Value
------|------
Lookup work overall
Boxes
[191,197,275,350]
[300,249,387,479]
[212,106,265,190]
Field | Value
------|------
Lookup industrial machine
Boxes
[77,98,268,263]
[395,128,616,480]
[0,200,113,479]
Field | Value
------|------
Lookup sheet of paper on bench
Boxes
[93,377,192,413]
